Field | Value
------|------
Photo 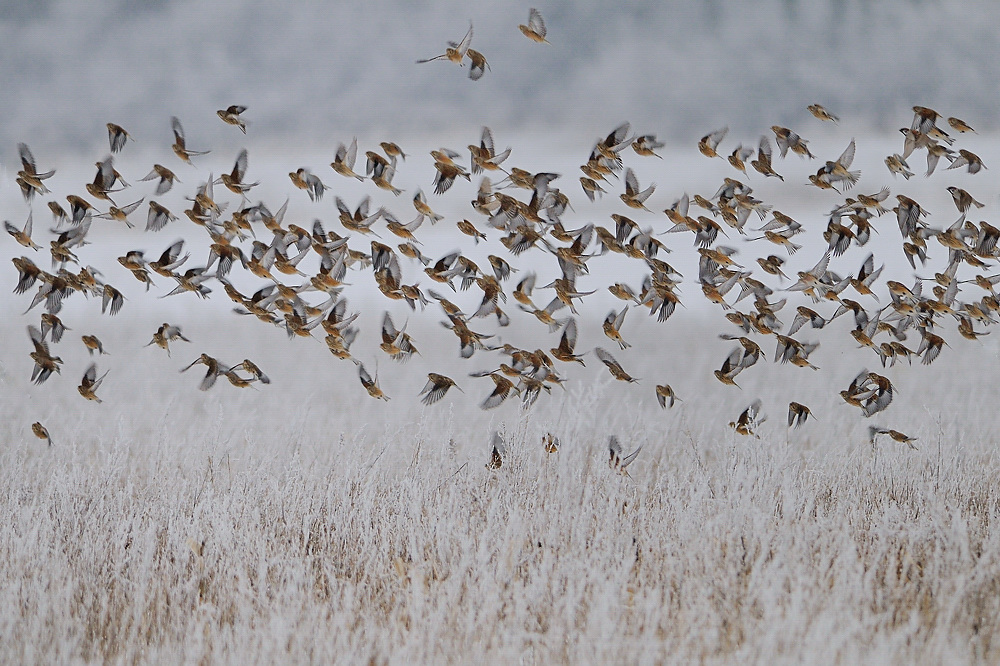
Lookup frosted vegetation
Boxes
[1,344,999,663]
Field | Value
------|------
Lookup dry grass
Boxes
[1,315,999,665]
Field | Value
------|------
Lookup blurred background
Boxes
[1,0,999,155]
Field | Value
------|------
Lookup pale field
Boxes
[1,308,1000,665]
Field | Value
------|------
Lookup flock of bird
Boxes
[6,9,992,467]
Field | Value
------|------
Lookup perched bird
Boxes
[487,431,506,469]
[518,8,549,43]
[217,105,248,133]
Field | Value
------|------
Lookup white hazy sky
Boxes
[2,0,999,156]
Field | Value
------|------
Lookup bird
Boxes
[608,435,642,476]
[787,402,813,428]
[869,426,918,450]
[4,211,41,250]
[106,123,132,153]
[594,347,638,383]
[228,359,269,384]
[518,8,549,43]
[698,127,728,158]
[486,431,506,469]
[655,384,679,409]
[550,318,586,365]
[730,399,765,436]
[217,105,248,133]
[418,373,461,405]
[356,361,389,400]
[81,334,108,356]
[145,323,190,357]
[180,354,225,391]
[603,307,631,349]
[331,138,365,181]
[807,104,839,123]
[417,21,473,66]
[77,363,109,403]
[31,422,52,446]
[620,167,656,210]
[170,117,210,164]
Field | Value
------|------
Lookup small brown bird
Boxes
[478,372,520,409]
[787,402,813,428]
[698,126,728,158]
[180,353,225,391]
[551,318,586,366]
[947,186,985,214]
[620,167,656,210]
[107,123,132,153]
[229,359,269,384]
[31,422,52,446]
[518,8,549,43]
[418,373,461,405]
[608,435,642,476]
[78,363,109,403]
[356,361,389,400]
[730,399,765,436]
[594,347,638,383]
[4,211,41,250]
[885,154,914,180]
[217,105,248,133]
[655,384,679,409]
[541,432,560,454]
[807,104,839,123]
[81,335,108,356]
[947,117,975,133]
[603,306,631,350]
[869,426,917,450]
[946,149,985,175]
[145,323,190,356]
[487,431,506,469]
[28,324,62,384]
[217,148,259,194]
[417,21,474,66]
[466,48,490,80]
[139,164,181,195]
[170,117,210,164]
[331,138,365,181]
